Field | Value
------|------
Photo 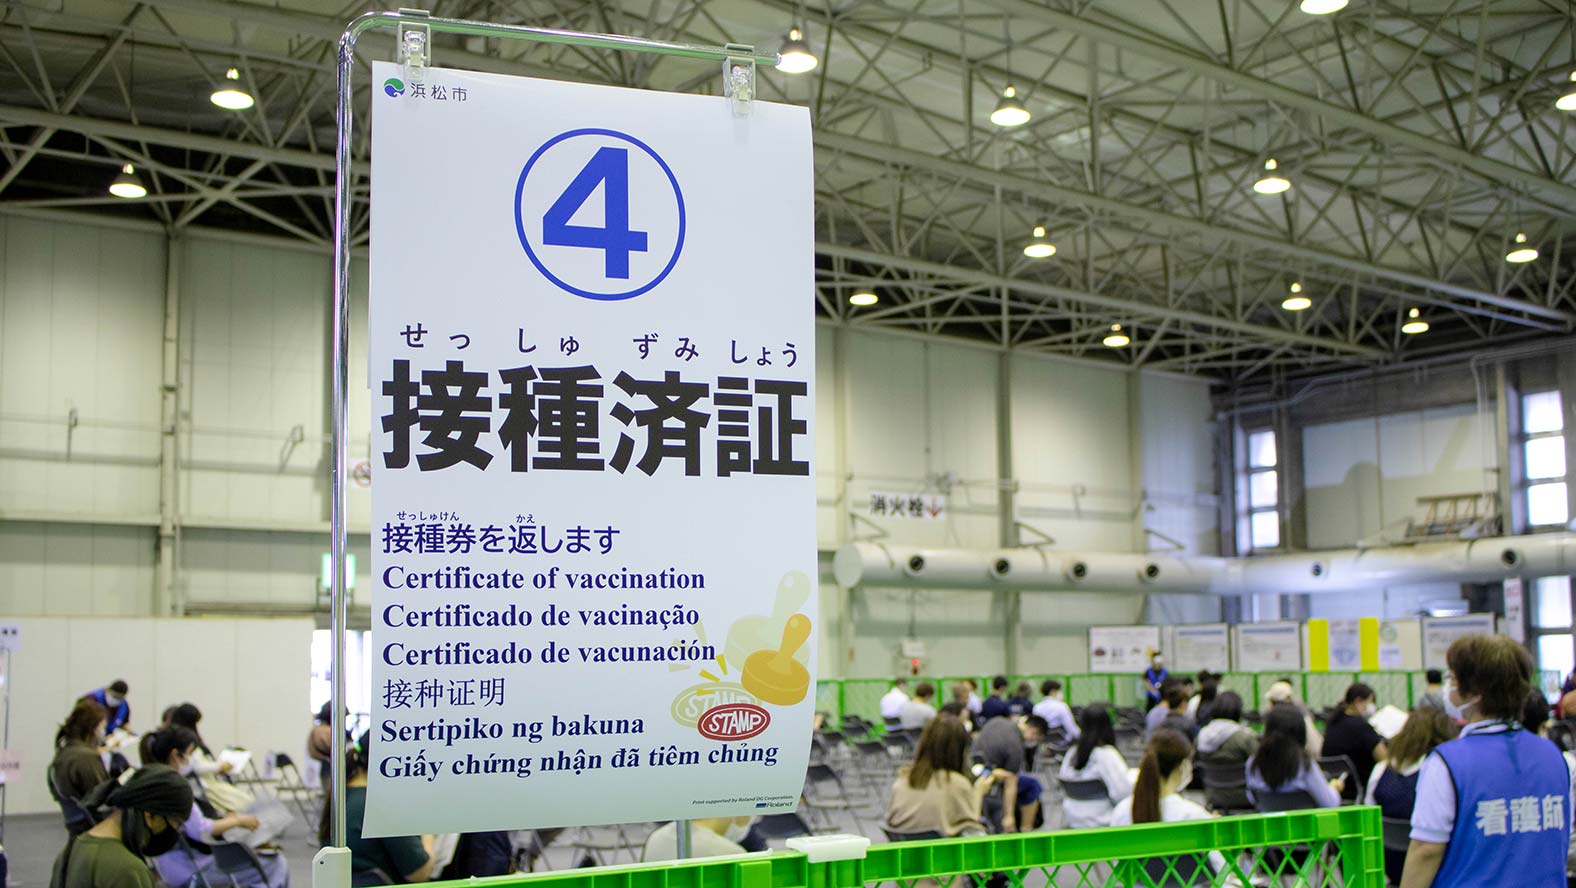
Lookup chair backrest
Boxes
[274,752,296,768]
[880,825,943,842]
[820,730,845,746]
[211,842,268,880]
[806,763,842,786]
[752,812,812,839]
[1381,817,1412,852]
[1199,761,1247,790]
[1141,854,1207,888]
[1059,778,1110,802]
[1316,754,1360,799]
[1254,790,1320,813]
[855,740,887,756]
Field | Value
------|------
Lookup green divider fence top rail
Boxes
[818,671,1462,724]
[432,807,1383,888]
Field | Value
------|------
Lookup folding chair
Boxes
[271,753,319,825]
[880,824,943,841]
[853,740,895,795]
[1199,761,1254,814]
[211,842,273,887]
[1316,754,1362,802]
[568,823,640,866]
[803,763,868,834]
[751,812,813,845]
[171,835,218,888]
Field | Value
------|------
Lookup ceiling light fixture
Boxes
[1023,226,1056,258]
[210,67,254,110]
[1102,323,1130,348]
[1281,281,1311,311]
[849,290,878,307]
[1558,72,1576,111]
[1401,307,1429,335]
[777,28,818,74]
[1505,231,1539,263]
[108,163,147,199]
[1253,158,1291,194]
[1298,0,1348,14]
[990,85,1031,128]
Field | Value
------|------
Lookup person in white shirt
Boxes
[963,679,984,717]
[879,679,910,721]
[1031,680,1079,741]
[898,682,939,730]
[1057,703,1132,829]
[1106,729,1227,877]
[642,817,752,862]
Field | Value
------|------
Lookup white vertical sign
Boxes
[1503,578,1526,643]
[367,64,816,836]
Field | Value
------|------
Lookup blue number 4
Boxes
[541,146,649,280]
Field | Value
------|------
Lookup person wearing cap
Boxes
[84,681,131,735]
[1264,679,1323,757]
[51,764,192,888]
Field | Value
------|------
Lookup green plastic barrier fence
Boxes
[434,808,1383,888]
[820,670,1449,724]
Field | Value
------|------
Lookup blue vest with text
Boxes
[1432,727,1569,887]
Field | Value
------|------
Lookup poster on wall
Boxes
[1089,626,1161,672]
[1422,614,1498,670]
[366,63,815,835]
[1325,618,1363,671]
[1168,624,1231,672]
[1233,622,1303,673]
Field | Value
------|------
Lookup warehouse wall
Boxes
[0,213,1222,680]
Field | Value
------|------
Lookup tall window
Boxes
[1238,428,1281,551]
[1532,576,1575,680]
[1522,391,1569,528]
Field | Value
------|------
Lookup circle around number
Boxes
[514,128,685,302]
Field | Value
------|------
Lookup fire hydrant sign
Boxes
[365,63,816,836]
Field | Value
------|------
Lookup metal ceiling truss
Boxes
[2,0,1575,387]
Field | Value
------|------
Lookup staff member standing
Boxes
[1401,634,1572,888]
[1143,653,1168,711]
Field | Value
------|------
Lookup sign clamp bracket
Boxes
[324,8,783,879]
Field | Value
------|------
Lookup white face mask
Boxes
[1443,678,1476,721]
[1362,702,1377,718]
[723,819,752,843]
[105,695,123,708]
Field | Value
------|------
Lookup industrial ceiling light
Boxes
[1558,72,1576,111]
[1023,225,1056,258]
[1401,307,1429,335]
[1281,281,1311,311]
[108,163,147,199]
[990,85,1031,128]
[210,66,254,110]
[777,28,818,74]
[1253,158,1291,195]
[1505,231,1539,263]
[1298,0,1348,14]
[1102,323,1130,348]
[849,290,878,306]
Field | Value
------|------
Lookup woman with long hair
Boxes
[1108,729,1211,824]
[49,699,110,810]
[885,714,994,836]
[1321,682,1388,799]
[1363,707,1456,883]
[320,731,436,882]
[140,727,288,888]
[1245,704,1343,808]
[1195,691,1259,810]
[1057,703,1133,828]
[168,703,254,814]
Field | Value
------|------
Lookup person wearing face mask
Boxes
[1143,653,1168,711]
[49,699,111,825]
[1400,634,1573,888]
[84,681,131,736]
[641,816,754,861]
[1320,682,1388,801]
[50,764,192,888]
[1107,730,1229,874]
[139,727,287,888]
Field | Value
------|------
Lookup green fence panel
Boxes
[430,808,1383,888]
[1217,672,1257,707]
[1066,674,1111,708]
[1357,672,1411,709]
[842,680,891,723]
[816,681,842,724]
[1303,673,1355,710]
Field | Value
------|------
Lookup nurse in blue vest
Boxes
[1401,635,1572,888]
[85,679,131,734]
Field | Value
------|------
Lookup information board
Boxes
[1089,626,1161,672]
[366,63,815,835]
[1422,613,1497,670]
[1232,622,1303,673]
[1168,624,1231,672]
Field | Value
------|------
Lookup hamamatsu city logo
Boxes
[383,77,405,98]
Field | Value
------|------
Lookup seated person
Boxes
[1194,691,1258,810]
[1031,680,1078,741]
[168,704,254,815]
[938,701,972,733]
[1364,707,1456,884]
[50,699,110,821]
[1108,730,1226,875]
[1245,704,1343,808]
[1007,681,1035,717]
[443,833,514,878]
[1320,682,1387,800]
[1264,680,1323,756]
[899,682,939,730]
[975,714,1047,832]
[642,818,752,861]
[978,676,1012,723]
[141,727,287,888]
[1057,704,1133,829]
[1145,680,1196,741]
[51,765,193,888]
[321,732,435,883]
[885,714,993,837]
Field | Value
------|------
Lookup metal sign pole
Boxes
[314,10,776,887]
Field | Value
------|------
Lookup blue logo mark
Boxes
[383,77,405,98]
